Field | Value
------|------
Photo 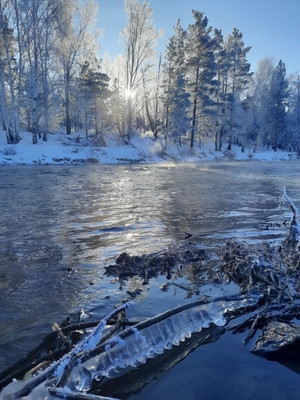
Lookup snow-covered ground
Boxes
[0,130,297,166]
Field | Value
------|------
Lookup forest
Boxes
[0,0,299,155]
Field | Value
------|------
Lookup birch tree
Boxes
[55,0,100,135]
[23,0,43,143]
[10,0,61,143]
[142,55,162,140]
[0,1,19,143]
[39,0,60,141]
[120,0,162,141]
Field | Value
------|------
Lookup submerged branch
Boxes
[282,186,300,246]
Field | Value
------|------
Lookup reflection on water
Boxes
[0,161,300,381]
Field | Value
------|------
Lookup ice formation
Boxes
[0,295,262,399]
[67,295,261,392]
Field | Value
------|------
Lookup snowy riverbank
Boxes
[0,130,298,166]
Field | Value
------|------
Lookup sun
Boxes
[125,88,133,98]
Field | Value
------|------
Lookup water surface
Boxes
[0,161,300,397]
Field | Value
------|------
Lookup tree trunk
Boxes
[65,71,71,135]
[190,96,197,149]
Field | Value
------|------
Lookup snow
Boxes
[0,130,297,166]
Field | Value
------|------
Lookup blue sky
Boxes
[97,0,299,74]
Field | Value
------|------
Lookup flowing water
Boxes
[0,161,300,398]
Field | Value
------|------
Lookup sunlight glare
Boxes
[125,88,132,98]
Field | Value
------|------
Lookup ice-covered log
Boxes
[0,294,264,399]
[65,294,264,393]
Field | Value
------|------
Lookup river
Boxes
[1,161,300,399]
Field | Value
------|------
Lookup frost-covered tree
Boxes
[103,55,129,139]
[162,19,190,146]
[20,0,61,143]
[185,11,218,149]
[213,28,232,150]
[37,0,61,141]
[142,54,163,140]
[251,58,290,151]
[0,2,19,143]
[250,57,275,148]
[2,0,65,143]
[286,73,300,153]
[55,0,100,136]
[223,28,252,149]
[120,0,162,141]
[266,60,289,150]
[78,60,110,141]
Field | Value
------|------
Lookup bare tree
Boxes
[120,0,162,141]
[142,54,163,140]
[55,0,100,135]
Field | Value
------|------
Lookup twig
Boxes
[52,322,72,351]
[282,187,300,244]
[56,311,127,387]
[10,302,133,399]
[243,313,261,344]
[282,186,299,218]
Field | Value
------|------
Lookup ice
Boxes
[67,298,236,386]
[0,295,262,399]
[74,367,92,392]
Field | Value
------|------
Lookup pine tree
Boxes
[78,60,110,141]
[286,73,300,153]
[224,28,252,149]
[267,60,289,150]
[162,19,190,147]
[213,28,231,150]
[185,11,217,149]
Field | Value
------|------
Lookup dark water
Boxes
[0,161,300,398]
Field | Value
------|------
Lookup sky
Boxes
[97,0,300,75]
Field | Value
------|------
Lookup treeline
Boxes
[0,0,299,154]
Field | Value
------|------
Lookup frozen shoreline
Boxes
[0,131,297,166]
